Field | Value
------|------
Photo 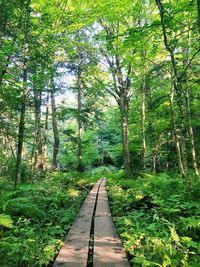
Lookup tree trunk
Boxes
[33,83,43,170]
[14,70,27,189]
[141,80,147,171]
[50,75,59,169]
[77,67,83,172]
[149,123,157,173]
[185,84,199,175]
[146,75,157,173]
[119,97,132,177]
[182,43,199,175]
[14,0,30,188]
[169,76,186,177]
[43,92,49,170]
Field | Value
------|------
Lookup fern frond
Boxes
[0,214,13,228]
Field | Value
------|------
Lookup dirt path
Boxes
[53,178,130,267]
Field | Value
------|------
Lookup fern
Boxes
[180,216,200,229]
[0,214,13,228]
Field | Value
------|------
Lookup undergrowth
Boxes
[1,168,199,267]
[0,172,97,267]
[107,172,200,267]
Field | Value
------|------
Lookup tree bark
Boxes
[14,0,30,188]
[141,79,147,171]
[14,70,27,189]
[150,123,157,173]
[185,84,199,175]
[50,75,59,169]
[43,92,49,170]
[33,83,43,169]
[77,66,83,172]
[119,95,132,177]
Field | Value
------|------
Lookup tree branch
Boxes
[181,47,200,79]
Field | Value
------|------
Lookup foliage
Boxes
[0,172,96,267]
[0,214,13,229]
[107,172,200,267]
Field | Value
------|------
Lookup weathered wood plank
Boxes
[94,179,130,267]
[53,179,103,267]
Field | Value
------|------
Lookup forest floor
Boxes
[107,171,200,267]
[0,169,200,267]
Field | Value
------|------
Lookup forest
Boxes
[0,0,200,266]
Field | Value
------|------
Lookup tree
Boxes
[15,0,31,188]
[155,0,200,177]
[50,70,60,169]
[95,19,134,177]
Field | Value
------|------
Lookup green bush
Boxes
[90,165,118,175]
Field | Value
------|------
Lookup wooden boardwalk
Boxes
[53,178,129,267]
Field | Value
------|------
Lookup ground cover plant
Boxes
[107,171,200,267]
[0,172,97,267]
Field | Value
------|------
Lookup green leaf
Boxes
[0,214,13,228]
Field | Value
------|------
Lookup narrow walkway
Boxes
[94,179,129,267]
[53,178,129,267]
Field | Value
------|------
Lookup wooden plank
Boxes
[94,179,130,267]
[95,179,110,217]
[53,179,103,267]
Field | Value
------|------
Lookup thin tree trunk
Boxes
[146,77,156,173]
[149,123,156,173]
[50,75,59,169]
[174,79,188,174]
[185,85,199,175]
[183,37,199,175]
[33,84,43,169]
[43,92,49,170]
[14,71,27,189]
[30,143,35,173]
[14,0,30,188]
[169,76,185,176]
[141,79,147,171]
[77,66,83,172]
